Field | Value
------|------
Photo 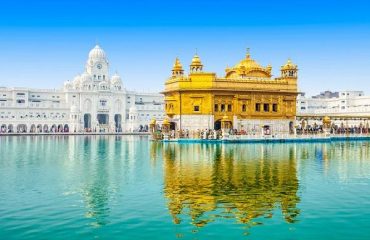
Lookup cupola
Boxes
[172,58,184,77]
[190,53,203,72]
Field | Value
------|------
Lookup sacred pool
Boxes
[0,136,369,239]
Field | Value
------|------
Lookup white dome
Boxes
[73,75,81,86]
[80,72,91,83]
[73,75,81,82]
[64,81,72,88]
[88,45,106,59]
[111,73,122,85]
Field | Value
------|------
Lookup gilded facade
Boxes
[163,50,298,133]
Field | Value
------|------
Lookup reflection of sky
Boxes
[0,1,370,95]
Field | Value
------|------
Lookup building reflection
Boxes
[79,136,111,227]
[157,143,300,228]
[67,135,146,228]
[296,141,370,180]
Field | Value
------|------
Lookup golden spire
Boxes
[172,57,184,76]
[246,47,251,59]
[172,57,183,71]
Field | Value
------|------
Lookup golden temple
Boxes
[163,49,299,133]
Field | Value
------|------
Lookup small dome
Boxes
[281,59,297,70]
[111,73,122,85]
[88,45,106,59]
[162,118,170,125]
[73,75,81,84]
[323,116,331,124]
[80,72,91,83]
[191,54,202,65]
[64,81,72,89]
[150,118,156,125]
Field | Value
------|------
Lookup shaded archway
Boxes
[7,124,14,133]
[51,124,57,133]
[170,122,176,131]
[97,114,109,125]
[0,124,6,133]
[43,124,49,133]
[262,125,272,135]
[30,124,36,133]
[289,121,294,134]
[17,124,27,133]
[214,120,221,130]
[114,114,122,132]
[84,114,91,131]
[37,124,43,133]
[57,124,63,132]
[64,124,69,133]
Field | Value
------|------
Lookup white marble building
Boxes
[297,90,370,127]
[0,45,165,133]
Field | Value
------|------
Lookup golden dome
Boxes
[172,58,183,71]
[162,118,170,126]
[150,118,156,125]
[281,59,297,70]
[234,54,263,70]
[225,49,272,78]
[191,54,202,66]
[323,116,331,124]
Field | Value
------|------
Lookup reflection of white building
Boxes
[0,45,164,133]
[297,91,370,127]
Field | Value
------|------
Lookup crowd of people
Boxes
[296,125,370,135]
[152,125,370,140]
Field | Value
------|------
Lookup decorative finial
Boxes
[246,47,250,59]
[195,48,198,55]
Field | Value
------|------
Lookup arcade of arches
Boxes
[0,123,70,133]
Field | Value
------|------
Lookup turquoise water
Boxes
[0,136,370,240]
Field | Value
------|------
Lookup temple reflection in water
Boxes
[154,142,300,227]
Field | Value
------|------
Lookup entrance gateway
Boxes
[214,120,221,130]
[97,114,109,125]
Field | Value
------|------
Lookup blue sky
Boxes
[0,0,370,95]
